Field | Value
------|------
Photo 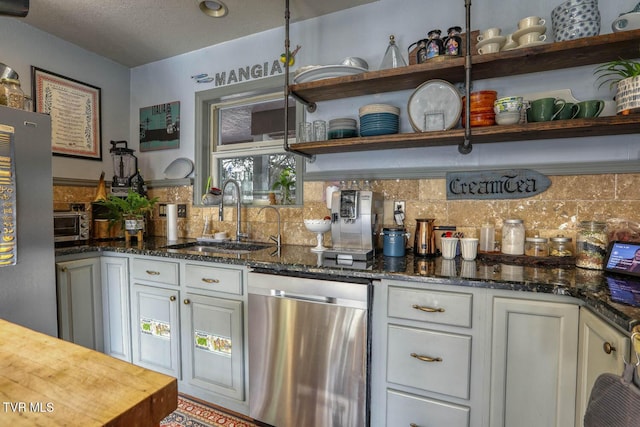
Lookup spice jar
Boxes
[1,78,24,110]
[549,235,573,257]
[501,219,525,255]
[525,235,549,257]
[575,221,607,270]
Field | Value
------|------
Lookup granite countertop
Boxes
[55,237,640,333]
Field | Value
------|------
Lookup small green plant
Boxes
[594,58,640,90]
[95,189,159,223]
[272,167,296,205]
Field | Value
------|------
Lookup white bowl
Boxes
[304,219,331,233]
[495,112,521,125]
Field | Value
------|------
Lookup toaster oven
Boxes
[53,211,90,242]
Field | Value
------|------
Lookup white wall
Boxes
[0,18,130,180]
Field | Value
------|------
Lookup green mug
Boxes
[529,97,565,122]
[575,100,604,118]
[553,102,580,120]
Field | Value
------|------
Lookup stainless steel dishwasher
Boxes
[248,271,371,427]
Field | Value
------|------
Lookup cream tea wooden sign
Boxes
[446,169,551,200]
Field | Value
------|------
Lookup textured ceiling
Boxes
[20,0,377,68]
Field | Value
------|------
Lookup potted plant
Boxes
[272,167,296,205]
[594,58,640,115]
[95,189,159,234]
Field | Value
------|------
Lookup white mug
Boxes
[477,27,502,41]
[518,16,545,29]
[518,33,547,45]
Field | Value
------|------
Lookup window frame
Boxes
[193,75,304,206]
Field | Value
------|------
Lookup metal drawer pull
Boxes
[410,352,442,363]
[603,342,616,354]
[410,424,419,427]
[146,270,161,275]
[201,278,220,284]
[412,304,445,313]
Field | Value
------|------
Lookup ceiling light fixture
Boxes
[198,0,228,18]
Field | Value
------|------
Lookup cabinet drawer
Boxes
[387,324,471,399]
[185,264,242,295]
[131,258,179,286]
[387,389,470,427]
[388,286,472,328]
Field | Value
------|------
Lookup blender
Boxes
[109,140,145,196]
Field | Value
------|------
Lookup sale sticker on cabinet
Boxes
[140,317,170,340]
[194,330,231,357]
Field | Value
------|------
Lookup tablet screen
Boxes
[605,275,640,307]
[604,241,640,278]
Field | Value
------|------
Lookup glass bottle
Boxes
[380,35,407,69]
[576,221,607,270]
[1,78,24,109]
[501,219,525,255]
[480,222,495,252]
[426,29,445,59]
[444,26,463,56]
[549,235,573,257]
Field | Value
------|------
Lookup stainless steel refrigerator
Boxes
[0,105,57,336]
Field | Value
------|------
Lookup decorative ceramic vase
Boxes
[616,75,640,115]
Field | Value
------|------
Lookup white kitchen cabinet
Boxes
[130,282,181,378]
[56,257,103,351]
[489,297,579,427]
[100,255,131,362]
[180,293,244,401]
[575,307,630,427]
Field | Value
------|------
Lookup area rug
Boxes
[160,394,260,427]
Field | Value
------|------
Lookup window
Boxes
[194,76,304,206]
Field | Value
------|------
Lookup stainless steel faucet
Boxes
[258,205,281,249]
[219,179,248,242]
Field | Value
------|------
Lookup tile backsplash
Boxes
[54,173,640,251]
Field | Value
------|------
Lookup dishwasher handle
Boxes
[272,289,338,304]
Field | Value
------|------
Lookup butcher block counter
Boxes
[0,319,177,426]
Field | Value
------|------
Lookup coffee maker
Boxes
[323,190,384,263]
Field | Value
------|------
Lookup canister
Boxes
[576,221,607,270]
[525,236,549,257]
[501,218,525,255]
[383,226,407,257]
[549,235,573,257]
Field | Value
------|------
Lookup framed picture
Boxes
[139,101,180,151]
[31,66,102,160]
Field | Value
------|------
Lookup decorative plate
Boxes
[408,79,462,132]
[293,65,367,84]
[164,157,194,179]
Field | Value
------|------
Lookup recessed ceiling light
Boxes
[198,0,228,18]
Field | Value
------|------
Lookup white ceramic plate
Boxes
[476,35,506,48]
[512,25,547,42]
[164,157,194,179]
[293,65,367,83]
[516,40,548,49]
[408,79,462,132]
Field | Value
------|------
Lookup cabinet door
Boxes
[56,258,103,351]
[575,308,630,427]
[181,293,244,401]
[101,256,130,362]
[130,283,180,378]
[490,297,579,427]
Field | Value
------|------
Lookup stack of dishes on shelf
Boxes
[359,104,400,137]
[512,16,548,48]
[551,0,600,41]
[328,118,358,139]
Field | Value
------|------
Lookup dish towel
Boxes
[584,361,640,426]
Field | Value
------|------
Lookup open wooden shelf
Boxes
[290,115,640,155]
[288,29,640,156]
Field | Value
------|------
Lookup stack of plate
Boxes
[358,104,400,137]
[328,118,358,139]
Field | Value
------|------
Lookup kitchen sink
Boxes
[163,240,272,255]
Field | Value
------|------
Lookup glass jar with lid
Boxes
[525,235,549,257]
[549,235,573,257]
[1,78,24,110]
[575,221,607,270]
[501,219,525,255]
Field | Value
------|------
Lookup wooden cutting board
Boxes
[0,319,177,426]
